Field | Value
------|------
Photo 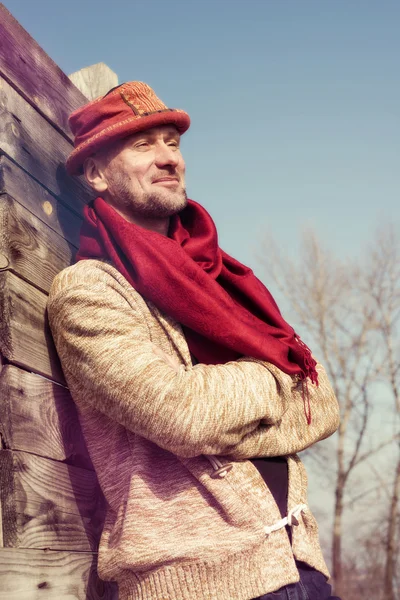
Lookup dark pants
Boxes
[253,562,341,600]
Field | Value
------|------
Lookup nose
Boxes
[154,141,180,169]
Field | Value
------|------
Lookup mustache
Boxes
[151,168,181,182]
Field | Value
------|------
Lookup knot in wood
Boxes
[0,254,10,271]
[37,581,49,589]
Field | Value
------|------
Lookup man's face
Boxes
[96,125,187,219]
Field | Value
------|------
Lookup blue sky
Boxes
[4,0,400,279]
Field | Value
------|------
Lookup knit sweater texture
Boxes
[47,260,340,600]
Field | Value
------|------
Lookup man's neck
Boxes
[112,205,170,236]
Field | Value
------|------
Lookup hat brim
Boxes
[66,109,190,176]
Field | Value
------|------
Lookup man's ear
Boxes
[83,156,108,193]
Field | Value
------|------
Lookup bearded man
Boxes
[48,82,341,600]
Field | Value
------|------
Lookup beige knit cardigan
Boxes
[47,259,340,600]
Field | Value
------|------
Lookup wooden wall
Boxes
[0,4,118,598]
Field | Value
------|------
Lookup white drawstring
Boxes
[205,458,306,536]
[264,503,307,536]
[204,454,308,535]
[205,455,233,478]
[207,455,223,471]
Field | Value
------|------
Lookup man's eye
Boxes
[135,142,149,149]
[168,141,179,148]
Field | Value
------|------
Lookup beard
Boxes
[105,169,188,219]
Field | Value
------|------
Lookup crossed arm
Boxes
[48,264,340,460]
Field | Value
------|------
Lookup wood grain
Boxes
[0,8,119,594]
[0,450,103,551]
[69,63,118,101]
[0,497,3,547]
[0,155,82,247]
[0,76,90,215]
[0,271,65,384]
[0,194,76,293]
[0,4,88,140]
[0,365,92,469]
[0,548,118,599]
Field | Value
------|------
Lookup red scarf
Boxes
[77,197,318,421]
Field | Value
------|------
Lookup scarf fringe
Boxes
[295,335,319,425]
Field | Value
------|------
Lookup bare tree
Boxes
[259,228,397,599]
[364,227,400,600]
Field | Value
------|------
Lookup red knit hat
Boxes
[66,81,190,176]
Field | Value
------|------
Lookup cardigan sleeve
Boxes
[48,264,296,459]
[223,362,340,459]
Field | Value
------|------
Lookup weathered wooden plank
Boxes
[0,194,75,293]
[0,365,92,469]
[0,271,64,384]
[0,76,91,214]
[0,195,76,293]
[0,4,88,140]
[0,473,3,546]
[0,548,118,599]
[0,450,103,551]
[0,156,82,247]
[11,499,100,553]
[69,63,118,101]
